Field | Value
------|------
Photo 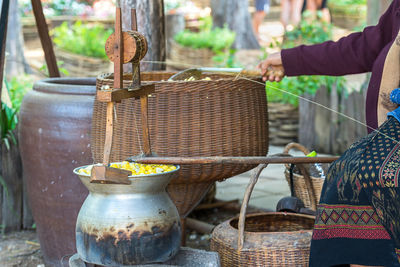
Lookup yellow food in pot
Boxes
[78,161,177,176]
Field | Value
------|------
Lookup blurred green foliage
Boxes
[268,75,347,107]
[328,0,367,17]
[282,12,332,48]
[51,21,112,59]
[333,0,366,5]
[174,17,235,53]
[5,75,34,112]
[0,103,17,151]
[1,75,34,150]
[19,0,91,17]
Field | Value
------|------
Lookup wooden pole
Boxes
[132,156,340,165]
[0,0,10,99]
[102,7,124,165]
[31,0,60,77]
[186,218,215,234]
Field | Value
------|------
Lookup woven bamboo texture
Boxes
[55,48,112,77]
[268,102,299,145]
[210,212,315,266]
[91,72,269,217]
[169,41,216,69]
[211,163,314,266]
[328,3,366,29]
[283,143,325,209]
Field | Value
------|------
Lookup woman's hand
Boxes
[258,52,285,82]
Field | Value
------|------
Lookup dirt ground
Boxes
[0,231,44,267]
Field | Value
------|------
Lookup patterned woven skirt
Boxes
[310,117,400,267]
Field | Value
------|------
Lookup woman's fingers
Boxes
[259,52,285,82]
[258,61,269,77]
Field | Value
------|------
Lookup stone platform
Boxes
[69,247,220,267]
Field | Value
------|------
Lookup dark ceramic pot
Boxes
[19,78,96,266]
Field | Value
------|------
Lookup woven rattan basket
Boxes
[284,143,325,210]
[169,41,217,69]
[91,72,268,217]
[55,48,112,77]
[210,164,315,267]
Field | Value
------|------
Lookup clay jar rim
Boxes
[33,77,96,95]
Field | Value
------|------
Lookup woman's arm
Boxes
[259,1,397,80]
[281,1,397,77]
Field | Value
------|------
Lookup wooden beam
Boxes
[96,83,155,102]
[131,156,340,165]
[31,0,60,77]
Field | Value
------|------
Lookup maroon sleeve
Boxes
[281,1,397,77]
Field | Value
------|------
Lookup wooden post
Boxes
[211,0,260,49]
[5,0,31,78]
[103,7,124,165]
[1,139,23,232]
[31,0,60,77]
[0,0,10,99]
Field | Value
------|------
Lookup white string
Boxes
[138,59,400,146]
[238,75,400,145]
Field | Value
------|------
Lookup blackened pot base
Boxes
[76,222,180,266]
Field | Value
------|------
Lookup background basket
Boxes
[169,41,216,69]
[55,48,112,77]
[284,143,325,209]
[210,164,315,266]
[91,72,269,217]
[268,103,298,145]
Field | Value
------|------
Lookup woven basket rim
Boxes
[97,72,261,85]
[284,168,325,180]
[227,212,315,235]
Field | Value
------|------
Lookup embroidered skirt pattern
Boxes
[309,117,400,266]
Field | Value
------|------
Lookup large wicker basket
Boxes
[210,164,315,266]
[91,72,269,217]
[284,143,325,210]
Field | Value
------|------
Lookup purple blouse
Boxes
[281,0,400,132]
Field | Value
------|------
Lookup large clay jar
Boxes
[19,78,96,266]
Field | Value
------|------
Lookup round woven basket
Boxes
[328,3,366,29]
[91,72,269,217]
[283,143,325,210]
[210,164,315,267]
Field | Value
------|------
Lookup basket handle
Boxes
[283,142,311,155]
[283,143,318,209]
[297,164,317,210]
[237,163,269,250]
[237,157,319,250]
